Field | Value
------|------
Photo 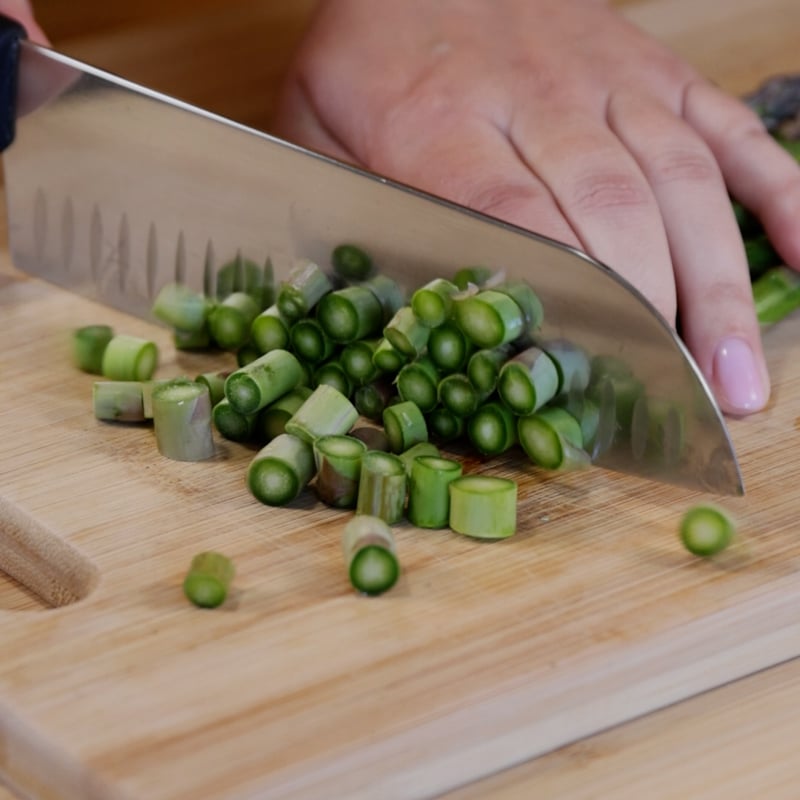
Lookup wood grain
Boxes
[31,0,320,133]
[6,275,800,799]
[1,0,800,798]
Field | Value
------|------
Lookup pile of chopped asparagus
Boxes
[76,67,800,597]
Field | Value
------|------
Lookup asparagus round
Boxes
[342,515,400,595]
[448,475,518,539]
[411,277,459,328]
[313,434,368,508]
[72,324,114,374]
[332,243,373,281]
[101,334,159,382]
[355,451,407,524]
[453,289,525,348]
[497,346,559,415]
[382,400,428,454]
[183,551,235,609]
[680,504,736,557]
[251,304,290,354]
[152,283,210,333]
[208,291,260,351]
[467,401,517,456]
[92,381,146,422]
[277,259,333,321]
[316,285,383,343]
[247,432,315,506]
[407,455,463,529]
[224,349,305,415]
[284,384,359,443]
[152,378,215,461]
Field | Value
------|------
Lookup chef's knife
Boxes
[0,17,742,494]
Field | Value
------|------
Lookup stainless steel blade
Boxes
[2,41,742,494]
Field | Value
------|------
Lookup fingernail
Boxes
[713,337,768,413]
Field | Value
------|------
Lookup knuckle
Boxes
[569,170,651,215]
[648,146,720,186]
[698,278,754,311]
[467,181,551,224]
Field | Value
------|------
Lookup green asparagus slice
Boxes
[342,515,400,595]
[752,266,800,326]
[251,304,291,354]
[411,277,460,328]
[316,285,383,343]
[72,324,114,374]
[517,406,589,471]
[289,318,336,365]
[680,504,736,557]
[453,289,525,348]
[284,384,359,443]
[407,455,463,529]
[152,283,211,333]
[448,475,518,539]
[152,378,215,461]
[313,434,368,508]
[247,433,315,506]
[467,401,517,456]
[254,386,313,444]
[224,349,305,415]
[383,306,430,358]
[396,356,440,413]
[313,361,353,399]
[497,346,559,415]
[212,398,256,443]
[101,334,158,382]
[382,400,428,454]
[332,243,373,281]
[92,381,146,422]
[208,291,260,351]
[277,259,333,321]
[183,551,235,609]
[355,451,407,524]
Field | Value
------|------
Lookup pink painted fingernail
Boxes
[713,337,768,414]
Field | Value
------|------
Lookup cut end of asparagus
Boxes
[680,504,736,557]
[183,551,235,609]
[342,514,399,595]
[152,379,216,461]
[101,334,159,382]
[449,475,518,539]
[349,546,400,595]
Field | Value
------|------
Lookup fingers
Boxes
[274,79,584,259]
[608,89,770,415]
[372,116,582,248]
[509,105,677,322]
[683,80,800,272]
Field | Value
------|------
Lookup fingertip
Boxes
[710,335,771,416]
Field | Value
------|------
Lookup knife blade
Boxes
[0,25,742,495]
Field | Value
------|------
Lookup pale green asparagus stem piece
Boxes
[152,378,215,461]
[448,475,517,539]
[284,384,359,443]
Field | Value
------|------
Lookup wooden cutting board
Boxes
[3,250,800,800]
[2,1,800,798]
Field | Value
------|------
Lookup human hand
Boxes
[275,0,800,417]
[1,0,48,44]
